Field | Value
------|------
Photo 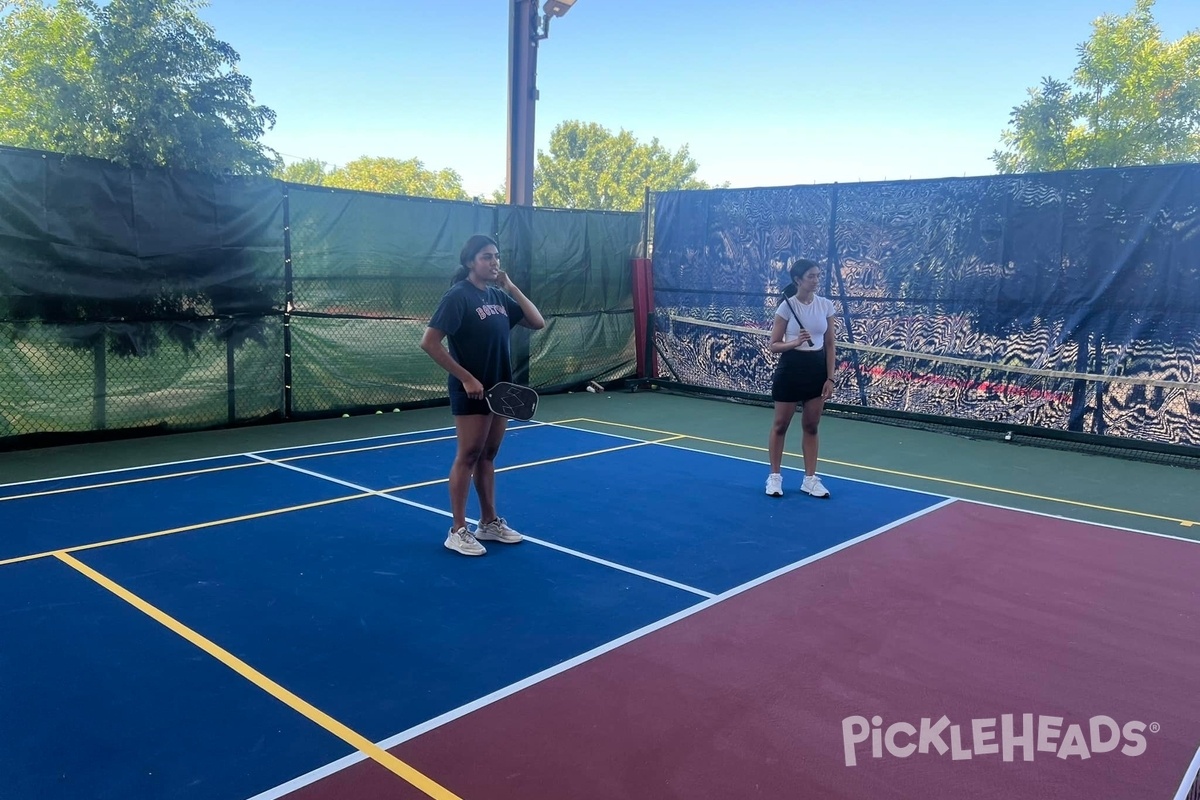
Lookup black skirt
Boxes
[771,349,828,403]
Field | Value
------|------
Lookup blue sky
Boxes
[198,0,1197,197]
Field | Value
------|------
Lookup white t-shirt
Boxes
[774,295,837,351]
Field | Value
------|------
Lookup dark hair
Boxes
[452,234,499,284]
[782,258,819,297]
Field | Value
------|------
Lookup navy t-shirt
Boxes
[428,280,525,393]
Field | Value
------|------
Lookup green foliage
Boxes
[276,155,470,201]
[534,120,715,210]
[0,0,277,175]
[993,0,1200,173]
[0,0,97,153]
[274,157,329,185]
[323,156,468,200]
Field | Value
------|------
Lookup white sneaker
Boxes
[802,474,830,499]
[765,473,783,497]
[475,516,523,543]
[444,526,486,556]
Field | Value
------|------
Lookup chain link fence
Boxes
[0,146,641,445]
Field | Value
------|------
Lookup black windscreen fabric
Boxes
[651,165,1200,446]
[0,149,285,319]
[0,147,286,438]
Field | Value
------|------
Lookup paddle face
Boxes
[485,382,538,421]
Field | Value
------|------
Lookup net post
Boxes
[281,184,294,421]
[91,329,106,431]
[226,335,236,425]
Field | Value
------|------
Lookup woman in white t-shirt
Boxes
[764,258,837,499]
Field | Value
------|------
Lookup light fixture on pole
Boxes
[544,0,574,15]
[506,0,577,206]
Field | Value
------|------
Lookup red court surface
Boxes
[282,500,1200,800]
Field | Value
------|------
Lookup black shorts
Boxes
[449,390,492,416]
[771,349,827,403]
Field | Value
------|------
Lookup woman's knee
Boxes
[455,443,484,467]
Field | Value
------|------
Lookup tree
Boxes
[0,0,278,175]
[321,156,468,200]
[0,0,97,155]
[535,121,716,210]
[992,0,1200,173]
[274,157,330,186]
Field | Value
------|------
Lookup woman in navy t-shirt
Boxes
[420,235,545,556]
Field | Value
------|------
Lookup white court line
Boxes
[247,439,714,600]
[520,535,715,599]
[249,420,548,459]
[0,420,548,499]
[545,420,950,499]
[243,498,955,800]
[246,453,463,519]
[553,421,1200,545]
[0,422,469,490]
[950,497,1200,547]
[1173,744,1200,800]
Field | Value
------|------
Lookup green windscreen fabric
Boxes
[285,186,498,411]
[287,185,495,318]
[0,144,642,442]
[288,190,640,407]
[287,317,442,413]
[508,206,640,390]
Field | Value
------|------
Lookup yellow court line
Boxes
[575,418,1200,529]
[0,424,654,568]
[0,493,372,568]
[376,434,687,493]
[54,552,460,800]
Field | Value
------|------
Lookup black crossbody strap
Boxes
[783,296,805,340]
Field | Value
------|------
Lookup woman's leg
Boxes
[769,401,798,473]
[473,414,508,524]
[800,396,825,476]
[450,413,492,531]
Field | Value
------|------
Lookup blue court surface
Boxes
[0,421,950,799]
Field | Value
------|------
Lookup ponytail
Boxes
[450,265,470,285]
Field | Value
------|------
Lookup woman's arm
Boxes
[419,326,484,398]
[822,315,837,398]
[768,314,809,353]
[497,272,545,330]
